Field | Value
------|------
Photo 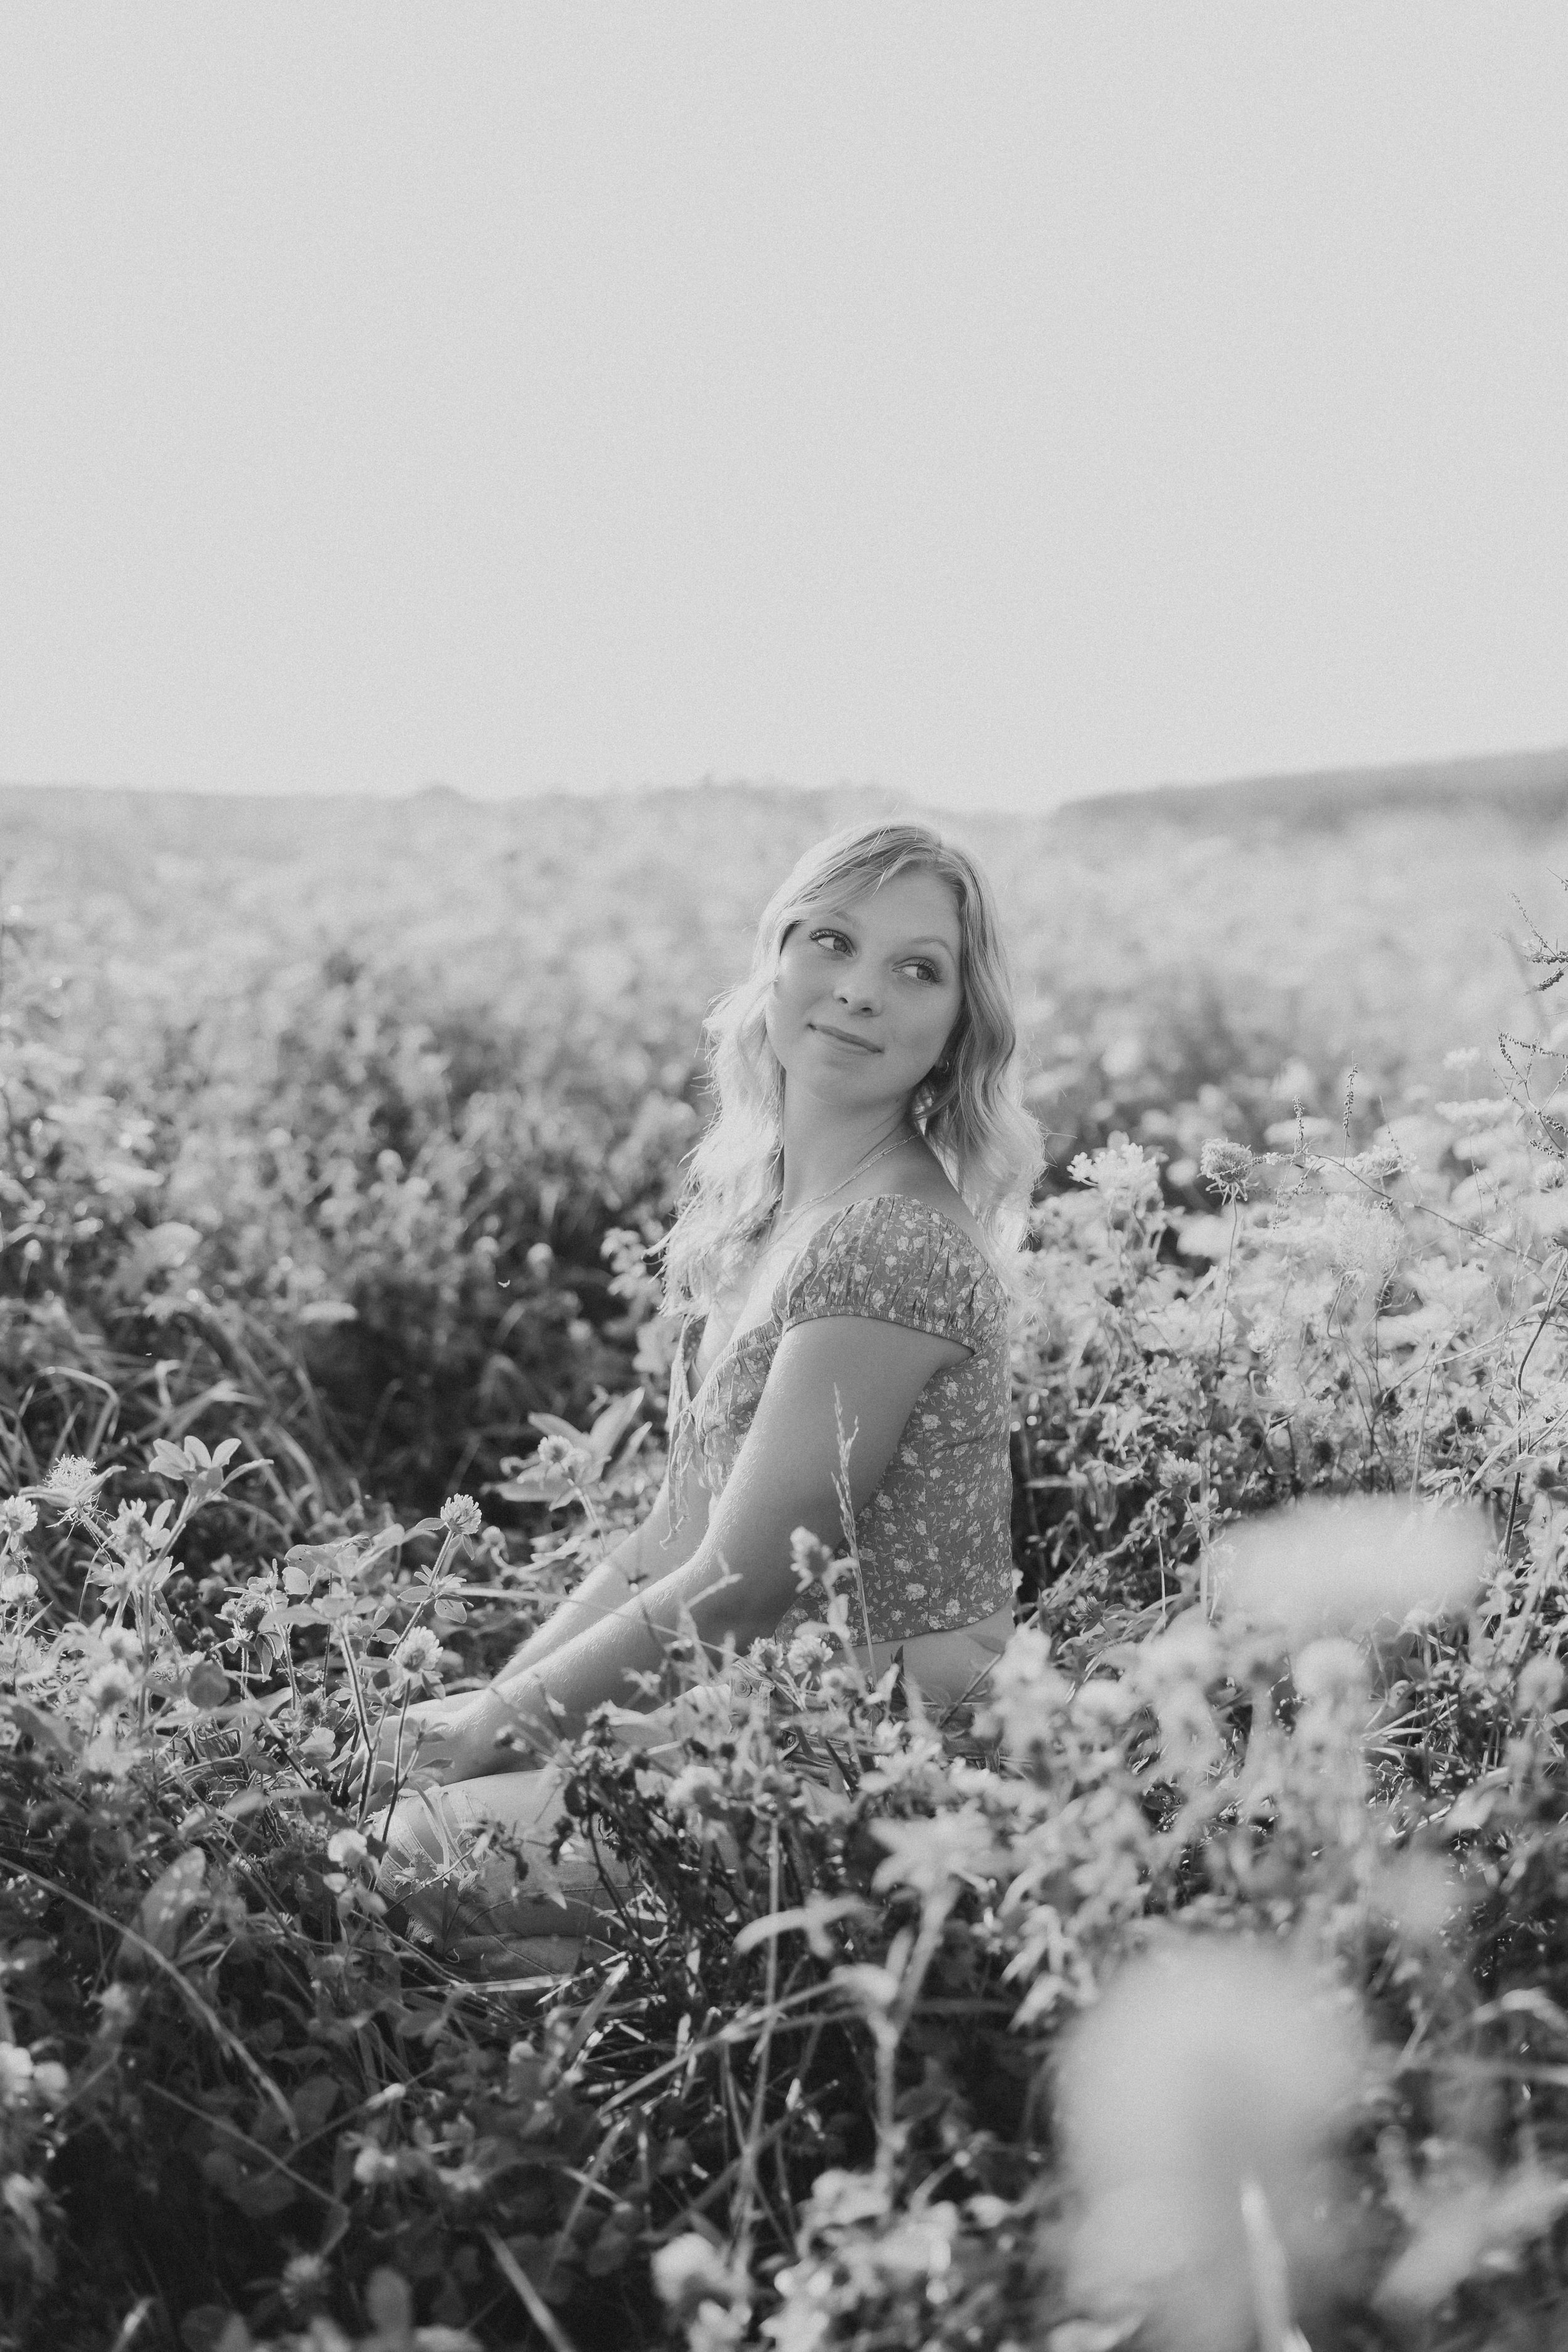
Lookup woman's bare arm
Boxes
[490,1461,712,1686]
[435,1314,968,1779]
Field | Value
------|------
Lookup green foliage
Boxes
[10,789,1568,2344]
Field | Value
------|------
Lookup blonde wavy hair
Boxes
[661,820,1043,1314]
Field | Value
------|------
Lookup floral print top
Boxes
[668,1194,1015,1645]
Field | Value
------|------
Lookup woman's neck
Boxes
[776,1093,916,1218]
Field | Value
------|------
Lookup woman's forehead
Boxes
[822,867,962,939]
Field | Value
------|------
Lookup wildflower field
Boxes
[9,769,1568,2349]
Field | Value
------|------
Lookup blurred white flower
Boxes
[1293,1638,1368,1711]
[652,2233,741,2315]
[86,1663,135,1714]
[1217,1496,1488,1646]
[1516,1656,1563,1716]
[664,1763,727,1822]
[785,1628,835,1678]
[982,1623,1074,1758]
[0,1572,37,1606]
[1279,1196,1401,1294]
[327,1829,369,1869]
[1070,1136,1164,1218]
[871,1805,1005,1901]
[1059,1939,1368,2351]
[0,2047,64,2108]
[0,2048,34,2106]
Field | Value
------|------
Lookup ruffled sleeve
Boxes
[776,1195,1005,1357]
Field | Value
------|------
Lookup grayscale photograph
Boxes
[1,8,1567,2348]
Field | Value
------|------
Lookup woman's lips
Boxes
[810,1021,883,1052]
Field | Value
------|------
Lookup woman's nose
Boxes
[834,970,881,1014]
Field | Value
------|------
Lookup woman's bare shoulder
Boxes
[842,1163,989,1258]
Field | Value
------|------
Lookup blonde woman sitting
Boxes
[378,820,1042,1956]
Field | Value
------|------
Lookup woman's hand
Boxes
[354,1701,465,1804]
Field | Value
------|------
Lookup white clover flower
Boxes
[326,1829,370,1870]
[351,2143,405,2186]
[86,1663,135,1714]
[280,2252,328,2307]
[1346,1141,1409,1183]
[0,2048,57,2107]
[393,1626,443,1675]
[95,1984,137,2035]
[0,1573,38,1606]
[785,1628,835,1678]
[440,1493,482,1537]
[788,1526,837,1586]
[1199,1138,1255,1198]
[535,1433,593,1481]
[0,1498,38,1547]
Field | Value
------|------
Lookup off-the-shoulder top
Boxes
[667,1194,1015,1646]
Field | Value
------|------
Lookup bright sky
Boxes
[3,4,1565,814]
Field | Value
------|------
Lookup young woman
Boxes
[380,820,1041,1942]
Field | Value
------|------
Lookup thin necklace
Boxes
[769,1126,918,1249]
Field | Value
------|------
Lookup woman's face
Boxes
[765,868,965,1116]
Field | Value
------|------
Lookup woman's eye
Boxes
[808,928,852,954]
[904,960,941,983]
